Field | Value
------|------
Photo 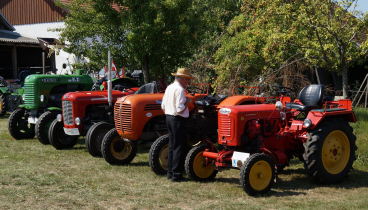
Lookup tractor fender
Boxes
[218,96,264,107]
[306,110,357,130]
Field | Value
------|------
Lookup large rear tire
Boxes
[185,145,217,181]
[101,128,137,165]
[240,153,275,196]
[303,120,356,184]
[35,111,59,145]
[85,122,114,157]
[0,93,6,116]
[8,108,35,139]
[49,119,78,150]
[149,134,169,175]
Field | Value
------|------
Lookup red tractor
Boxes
[48,78,153,153]
[148,94,266,175]
[184,85,357,195]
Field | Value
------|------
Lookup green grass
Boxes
[0,109,368,209]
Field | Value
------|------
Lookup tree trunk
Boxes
[142,55,150,83]
[342,67,349,99]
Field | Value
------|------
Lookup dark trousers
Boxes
[166,114,186,178]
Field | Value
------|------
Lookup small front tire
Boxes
[185,145,217,181]
[8,108,35,139]
[149,134,169,175]
[49,119,78,150]
[240,153,275,196]
[36,111,59,145]
[85,122,114,157]
[101,128,137,165]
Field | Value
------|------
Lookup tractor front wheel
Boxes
[8,108,35,139]
[49,119,78,150]
[149,134,169,175]
[303,120,356,184]
[0,93,6,116]
[36,111,59,145]
[85,122,114,157]
[101,128,137,165]
[185,145,217,181]
[240,153,275,196]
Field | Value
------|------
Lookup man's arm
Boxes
[175,88,187,114]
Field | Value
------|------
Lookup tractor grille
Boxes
[62,100,73,125]
[114,102,132,132]
[218,114,231,137]
[144,104,161,111]
[23,83,36,105]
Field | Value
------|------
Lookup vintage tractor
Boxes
[48,80,156,152]
[8,74,94,142]
[184,85,357,196]
[0,77,24,116]
[148,95,266,175]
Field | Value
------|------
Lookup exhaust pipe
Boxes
[107,50,113,107]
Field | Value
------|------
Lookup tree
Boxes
[59,0,235,83]
[297,0,368,98]
[214,0,368,97]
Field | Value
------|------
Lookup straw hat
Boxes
[171,67,193,79]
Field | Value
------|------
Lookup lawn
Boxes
[0,109,368,209]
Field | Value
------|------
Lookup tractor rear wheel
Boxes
[0,93,6,116]
[8,108,35,139]
[185,145,217,181]
[49,119,78,150]
[149,134,169,175]
[85,122,114,157]
[101,128,137,165]
[303,120,356,184]
[36,111,59,145]
[240,153,275,196]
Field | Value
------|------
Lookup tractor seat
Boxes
[135,81,158,94]
[195,94,228,106]
[286,84,324,111]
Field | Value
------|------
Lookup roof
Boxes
[0,13,14,31]
[0,29,39,44]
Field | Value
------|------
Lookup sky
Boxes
[356,0,368,12]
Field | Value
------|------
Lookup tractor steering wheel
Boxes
[272,85,293,96]
[187,86,206,95]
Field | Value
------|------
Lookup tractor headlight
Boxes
[219,108,231,115]
[22,94,25,101]
[75,117,81,125]
[57,114,62,122]
[275,101,283,110]
[303,119,312,128]
[40,95,45,102]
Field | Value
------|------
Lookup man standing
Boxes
[161,68,193,182]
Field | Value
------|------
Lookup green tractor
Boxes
[0,77,24,116]
[8,74,94,143]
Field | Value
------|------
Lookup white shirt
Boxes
[161,80,189,118]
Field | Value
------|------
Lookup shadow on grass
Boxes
[273,168,368,196]
[210,168,368,197]
[355,108,368,121]
[0,114,9,119]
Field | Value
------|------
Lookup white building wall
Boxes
[14,22,81,74]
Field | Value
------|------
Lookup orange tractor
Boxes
[100,92,206,165]
[184,85,357,195]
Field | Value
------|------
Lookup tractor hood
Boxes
[221,104,279,116]
[62,90,127,102]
